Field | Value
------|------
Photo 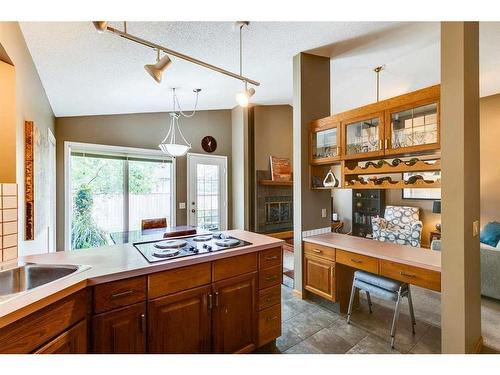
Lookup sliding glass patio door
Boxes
[67,144,174,250]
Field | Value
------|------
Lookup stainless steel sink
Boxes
[0,263,90,301]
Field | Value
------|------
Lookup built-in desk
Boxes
[302,233,441,313]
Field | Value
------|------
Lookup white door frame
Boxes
[187,153,228,231]
[48,128,57,252]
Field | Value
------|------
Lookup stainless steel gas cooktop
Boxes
[133,233,252,263]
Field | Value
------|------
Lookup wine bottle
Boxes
[392,158,403,166]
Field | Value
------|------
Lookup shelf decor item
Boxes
[270,156,292,182]
[323,170,339,187]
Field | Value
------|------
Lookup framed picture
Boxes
[402,171,441,200]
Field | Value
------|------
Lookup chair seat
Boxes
[354,270,406,292]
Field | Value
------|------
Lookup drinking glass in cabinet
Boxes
[345,118,380,156]
[312,128,338,159]
[390,103,438,149]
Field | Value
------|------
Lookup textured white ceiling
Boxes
[19,21,500,117]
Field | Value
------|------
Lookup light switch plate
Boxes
[321,208,327,218]
[473,220,480,237]
[179,202,186,209]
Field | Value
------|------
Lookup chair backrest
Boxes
[141,218,167,230]
[384,206,420,231]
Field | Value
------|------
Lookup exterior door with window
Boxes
[187,153,227,231]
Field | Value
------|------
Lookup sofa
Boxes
[431,239,500,300]
[372,206,423,247]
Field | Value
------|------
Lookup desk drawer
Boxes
[212,253,258,281]
[259,265,281,289]
[258,285,281,310]
[94,276,147,314]
[336,249,378,274]
[379,260,441,292]
[149,263,211,299]
[259,247,282,270]
[303,242,335,261]
[258,304,281,347]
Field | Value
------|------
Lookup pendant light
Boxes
[235,21,256,107]
[159,88,200,157]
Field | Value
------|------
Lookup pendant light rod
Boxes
[374,65,384,102]
[105,25,260,87]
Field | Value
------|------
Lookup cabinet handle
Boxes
[110,290,134,299]
[313,249,322,254]
[266,315,279,322]
[266,255,278,261]
[379,139,383,149]
[208,293,213,309]
[350,258,362,264]
[266,275,278,281]
[140,313,146,333]
[385,139,389,149]
[400,271,416,279]
[214,291,219,307]
[336,146,340,155]
[266,297,272,302]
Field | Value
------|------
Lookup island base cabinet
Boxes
[92,302,146,353]
[35,320,87,354]
[148,285,211,353]
[212,272,257,354]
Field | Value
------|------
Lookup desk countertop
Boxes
[303,233,441,272]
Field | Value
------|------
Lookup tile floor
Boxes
[260,283,500,354]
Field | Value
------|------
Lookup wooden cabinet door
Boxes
[341,112,385,160]
[304,254,336,301]
[92,302,146,353]
[212,272,257,353]
[35,320,87,354]
[148,285,211,353]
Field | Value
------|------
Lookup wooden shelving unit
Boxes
[343,159,441,176]
[344,178,441,190]
[258,179,293,186]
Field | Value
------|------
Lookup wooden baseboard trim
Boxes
[292,289,303,299]
[472,336,483,354]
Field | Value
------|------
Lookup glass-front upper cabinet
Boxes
[342,112,385,160]
[310,122,341,164]
[386,101,439,155]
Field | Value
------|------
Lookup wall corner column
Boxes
[441,21,481,354]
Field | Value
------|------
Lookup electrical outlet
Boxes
[321,208,327,218]
[473,220,479,237]
[179,202,186,209]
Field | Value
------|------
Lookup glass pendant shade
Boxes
[159,112,191,157]
[235,87,255,107]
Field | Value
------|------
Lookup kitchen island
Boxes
[0,230,283,354]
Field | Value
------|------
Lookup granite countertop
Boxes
[0,230,283,328]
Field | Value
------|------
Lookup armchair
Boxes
[372,206,423,247]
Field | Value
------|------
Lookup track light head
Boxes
[236,87,256,107]
[144,53,172,83]
[92,21,109,33]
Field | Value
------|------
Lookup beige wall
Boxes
[56,110,232,250]
[253,105,293,171]
[0,22,56,256]
[480,93,500,226]
[0,61,16,183]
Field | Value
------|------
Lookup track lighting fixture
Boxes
[235,21,256,107]
[92,21,108,33]
[144,49,172,83]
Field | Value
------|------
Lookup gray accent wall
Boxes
[55,109,232,250]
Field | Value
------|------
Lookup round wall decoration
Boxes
[201,136,217,153]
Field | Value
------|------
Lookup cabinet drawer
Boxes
[149,262,211,299]
[336,249,378,273]
[258,285,281,310]
[304,242,335,261]
[259,247,282,270]
[258,265,281,290]
[379,260,441,292]
[259,246,282,270]
[303,254,335,301]
[212,253,258,282]
[94,276,147,314]
[258,304,281,347]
